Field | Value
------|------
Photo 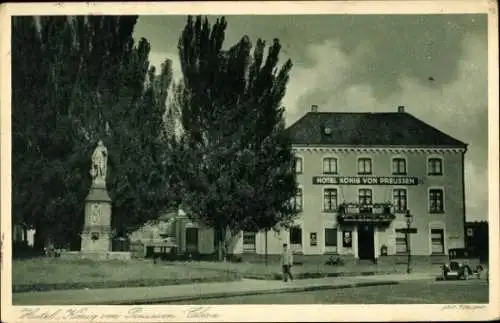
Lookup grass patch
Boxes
[13,257,240,293]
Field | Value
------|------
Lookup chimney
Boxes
[397,105,405,113]
[311,104,319,113]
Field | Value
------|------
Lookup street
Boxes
[170,279,489,304]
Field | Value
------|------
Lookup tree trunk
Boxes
[33,217,46,253]
[215,226,225,261]
[33,230,45,254]
[265,229,268,266]
[217,237,224,261]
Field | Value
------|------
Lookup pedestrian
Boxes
[281,243,294,282]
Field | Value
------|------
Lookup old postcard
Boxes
[1,1,498,322]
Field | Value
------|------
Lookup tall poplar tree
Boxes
[12,16,175,250]
[175,16,298,260]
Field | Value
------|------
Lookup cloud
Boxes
[283,33,488,221]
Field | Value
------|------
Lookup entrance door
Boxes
[431,229,445,255]
[357,224,375,260]
[185,228,199,253]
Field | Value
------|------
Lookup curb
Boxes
[164,264,399,281]
[242,270,399,280]
[12,276,241,293]
[97,280,400,305]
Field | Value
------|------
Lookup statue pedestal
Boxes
[60,141,131,261]
[80,181,112,254]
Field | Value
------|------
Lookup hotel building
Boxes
[134,105,468,260]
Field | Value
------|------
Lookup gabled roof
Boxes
[285,111,467,148]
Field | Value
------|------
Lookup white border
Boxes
[1,1,498,322]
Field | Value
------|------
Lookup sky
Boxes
[133,14,489,221]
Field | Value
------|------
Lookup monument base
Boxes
[81,180,113,255]
[81,231,112,252]
[60,251,131,261]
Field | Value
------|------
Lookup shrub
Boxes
[325,256,344,266]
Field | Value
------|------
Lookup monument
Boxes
[80,140,112,253]
[61,140,130,260]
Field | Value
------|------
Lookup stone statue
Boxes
[90,140,108,185]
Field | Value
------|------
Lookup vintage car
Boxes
[441,248,485,280]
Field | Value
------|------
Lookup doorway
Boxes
[357,224,375,260]
[185,227,199,253]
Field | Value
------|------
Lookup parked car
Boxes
[441,248,485,280]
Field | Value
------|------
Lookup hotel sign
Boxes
[312,176,419,185]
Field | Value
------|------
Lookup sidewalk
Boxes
[12,272,437,305]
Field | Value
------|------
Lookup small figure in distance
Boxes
[281,243,294,282]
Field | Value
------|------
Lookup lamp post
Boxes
[405,210,413,274]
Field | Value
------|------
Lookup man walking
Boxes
[281,243,294,282]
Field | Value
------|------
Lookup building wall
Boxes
[287,146,466,256]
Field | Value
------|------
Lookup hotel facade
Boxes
[135,105,468,260]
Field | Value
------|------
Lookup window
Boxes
[392,158,407,175]
[358,189,373,205]
[294,157,303,174]
[324,228,337,247]
[393,189,407,213]
[429,189,444,213]
[323,157,338,174]
[431,229,445,254]
[243,232,256,253]
[290,226,302,246]
[323,188,338,212]
[358,158,372,175]
[395,229,407,254]
[292,187,303,211]
[428,158,443,176]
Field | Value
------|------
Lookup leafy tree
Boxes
[12,16,175,250]
[175,16,298,260]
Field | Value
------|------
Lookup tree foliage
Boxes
[175,16,298,259]
[12,16,175,249]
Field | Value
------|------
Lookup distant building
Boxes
[465,221,488,258]
[12,222,35,247]
[137,105,468,260]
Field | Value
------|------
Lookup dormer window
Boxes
[324,127,332,135]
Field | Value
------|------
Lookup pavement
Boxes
[12,272,437,305]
